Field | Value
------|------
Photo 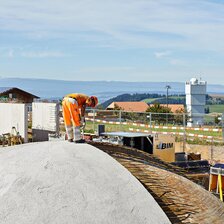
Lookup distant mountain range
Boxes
[0,78,224,103]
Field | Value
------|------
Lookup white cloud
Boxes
[77,66,135,74]
[1,0,224,51]
[21,51,65,58]
[0,48,15,58]
[169,59,187,66]
[7,49,14,58]
[154,51,172,59]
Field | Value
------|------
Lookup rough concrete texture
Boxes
[0,141,170,224]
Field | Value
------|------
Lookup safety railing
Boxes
[85,109,224,144]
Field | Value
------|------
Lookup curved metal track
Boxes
[89,142,224,224]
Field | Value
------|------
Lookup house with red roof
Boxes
[107,102,149,112]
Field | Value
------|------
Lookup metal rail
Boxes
[89,142,224,224]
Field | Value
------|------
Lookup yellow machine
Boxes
[153,134,175,163]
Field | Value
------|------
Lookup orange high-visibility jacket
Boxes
[62,93,89,127]
[64,93,89,109]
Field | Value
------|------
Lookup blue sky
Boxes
[0,0,224,84]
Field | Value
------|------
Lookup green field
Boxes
[208,104,224,113]
[85,120,222,139]
[142,98,161,103]
[143,96,185,104]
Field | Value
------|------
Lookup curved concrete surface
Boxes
[0,141,170,224]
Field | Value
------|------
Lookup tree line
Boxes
[100,93,185,109]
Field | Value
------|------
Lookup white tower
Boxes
[185,78,207,127]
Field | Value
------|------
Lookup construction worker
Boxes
[62,93,98,143]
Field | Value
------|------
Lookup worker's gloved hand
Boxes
[80,117,86,128]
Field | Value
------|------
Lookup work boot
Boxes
[75,139,85,143]
[68,139,73,142]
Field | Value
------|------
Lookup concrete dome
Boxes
[0,141,170,224]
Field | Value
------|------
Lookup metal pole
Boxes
[166,88,168,108]
[165,85,171,125]
[119,110,122,131]
[183,113,186,152]
[222,112,224,142]
[93,109,95,134]
[166,88,168,125]
[211,137,214,163]
[147,113,152,133]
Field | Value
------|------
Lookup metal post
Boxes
[93,109,95,134]
[147,113,152,133]
[222,113,224,142]
[218,172,223,201]
[183,113,186,152]
[211,137,214,163]
[119,110,122,131]
[166,88,168,108]
[165,85,171,124]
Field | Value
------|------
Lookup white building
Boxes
[185,78,207,127]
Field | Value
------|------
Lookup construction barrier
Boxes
[85,117,222,141]
[209,165,224,201]
[128,128,217,140]
[85,118,221,132]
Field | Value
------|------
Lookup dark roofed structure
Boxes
[0,87,39,103]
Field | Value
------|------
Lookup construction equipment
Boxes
[99,131,176,163]
[1,127,23,147]
[209,164,224,201]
